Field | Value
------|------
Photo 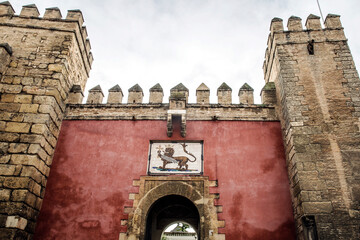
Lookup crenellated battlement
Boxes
[70,82,261,105]
[0,1,93,85]
[263,14,346,83]
[64,82,277,122]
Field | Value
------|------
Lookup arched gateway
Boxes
[120,176,224,240]
[145,195,199,240]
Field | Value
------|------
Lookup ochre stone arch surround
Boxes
[121,176,225,240]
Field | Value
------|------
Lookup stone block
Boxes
[1,93,15,102]
[35,196,43,210]
[20,134,46,147]
[45,88,63,105]
[0,165,16,176]
[30,124,48,135]
[11,189,28,202]
[30,181,42,197]
[23,113,50,124]
[5,122,30,133]
[48,64,64,73]
[0,142,8,154]
[38,105,59,124]
[10,155,40,169]
[25,86,47,96]
[0,112,24,122]
[3,177,33,189]
[0,103,20,112]
[0,133,20,142]
[5,216,27,230]
[14,95,33,104]
[302,202,333,214]
[28,144,48,161]
[0,84,22,93]
[19,104,39,113]
[0,189,11,201]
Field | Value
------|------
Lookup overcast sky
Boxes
[10,0,360,103]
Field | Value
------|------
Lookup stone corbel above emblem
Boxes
[167,109,186,137]
[167,84,188,137]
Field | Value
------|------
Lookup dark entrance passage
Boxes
[145,195,200,240]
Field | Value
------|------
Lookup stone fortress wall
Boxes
[0,2,92,239]
[0,1,359,239]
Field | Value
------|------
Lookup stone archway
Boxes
[120,176,225,240]
[145,195,200,240]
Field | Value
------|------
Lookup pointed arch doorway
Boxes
[145,195,200,240]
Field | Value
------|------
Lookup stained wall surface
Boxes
[34,120,295,240]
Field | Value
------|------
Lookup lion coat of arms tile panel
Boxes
[148,141,203,175]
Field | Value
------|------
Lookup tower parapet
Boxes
[87,85,104,104]
[287,16,302,31]
[0,2,93,238]
[128,84,143,103]
[217,82,232,104]
[0,1,14,15]
[260,82,276,105]
[196,83,210,104]
[305,14,321,30]
[43,7,62,19]
[67,85,84,104]
[149,83,163,104]
[238,83,254,104]
[170,83,189,103]
[263,14,360,239]
[107,84,123,104]
[19,4,39,17]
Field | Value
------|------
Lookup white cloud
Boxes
[10,0,360,103]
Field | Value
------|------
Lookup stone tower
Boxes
[263,14,360,239]
[0,2,92,239]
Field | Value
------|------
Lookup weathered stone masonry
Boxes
[0,2,92,239]
[0,1,359,239]
[264,14,360,239]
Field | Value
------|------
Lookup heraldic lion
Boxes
[157,143,196,170]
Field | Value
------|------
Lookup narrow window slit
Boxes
[308,40,315,55]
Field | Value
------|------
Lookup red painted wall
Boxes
[34,120,295,240]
